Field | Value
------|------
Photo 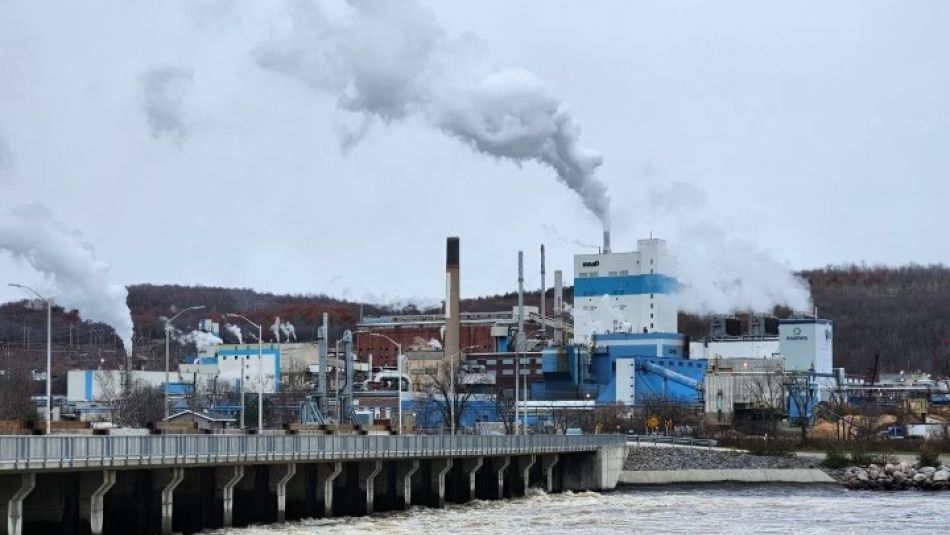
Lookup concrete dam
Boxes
[0,434,626,535]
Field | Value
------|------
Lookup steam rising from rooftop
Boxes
[256,0,610,224]
[643,182,813,314]
[0,203,134,354]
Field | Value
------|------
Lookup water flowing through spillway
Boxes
[202,485,950,535]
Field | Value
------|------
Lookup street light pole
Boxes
[9,283,52,435]
[257,323,263,431]
[162,305,205,419]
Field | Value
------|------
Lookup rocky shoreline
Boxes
[624,446,820,471]
[624,447,950,490]
[835,463,950,490]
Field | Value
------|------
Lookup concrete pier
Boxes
[81,470,115,535]
[158,468,184,535]
[0,434,624,534]
[358,461,382,514]
[315,462,342,518]
[218,465,244,527]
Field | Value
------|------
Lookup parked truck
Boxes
[882,423,946,440]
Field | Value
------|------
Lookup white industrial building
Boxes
[690,339,781,360]
[67,343,320,403]
[778,319,834,373]
[573,238,678,343]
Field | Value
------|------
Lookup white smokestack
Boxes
[225,322,243,344]
[257,0,610,224]
[0,203,134,355]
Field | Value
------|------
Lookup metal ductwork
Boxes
[638,360,701,390]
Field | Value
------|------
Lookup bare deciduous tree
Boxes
[0,360,39,422]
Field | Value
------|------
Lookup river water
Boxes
[208,485,949,535]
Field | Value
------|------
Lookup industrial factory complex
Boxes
[56,233,942,437]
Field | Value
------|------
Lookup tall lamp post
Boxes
[162,305,205,419]
[360,332,404,433]
[448,345,478,436]
[225,313,264,430]
[9,283,52,435]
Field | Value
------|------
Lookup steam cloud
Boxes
[256,0,610,224]
[646,183,813,314]
[270,316,282,342]
[140,65,193,140]
[279,320,297,342]
[0,203,134,354]
[225,322,243,344]
[176,329,223,353]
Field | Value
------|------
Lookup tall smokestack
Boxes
[317,312,328,414]
[554,270,563,346]
[445,237,461,365]
[602,230,611,254]
[540,244,546,341]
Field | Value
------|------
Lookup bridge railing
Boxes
[626,434,717,447]
[0,433,625,471]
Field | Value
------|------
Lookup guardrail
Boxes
[0,434,625,472]
[626,434,717,448]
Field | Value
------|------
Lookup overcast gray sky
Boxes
[1,0,948,310]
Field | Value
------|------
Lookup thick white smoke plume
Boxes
[225,322,243,344]
[646,183,812,314]
[270,316,282,342]
[279,320,297,342]
[0,203,134,354]
[176,329,223,354]
[257,0,610,224]
[140,65,193,140]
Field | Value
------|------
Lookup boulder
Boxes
[934,470,949,482]
[884,463,896,474]
[913,473,927,483]
[921,466,937,476]
[868,470,880,480]
[857,470,869,482]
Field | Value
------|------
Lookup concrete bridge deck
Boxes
[0,434,618,472]
[0,434,626,535]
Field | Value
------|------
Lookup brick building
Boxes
[355,307,541,368]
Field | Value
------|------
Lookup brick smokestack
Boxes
[445,237,461,363]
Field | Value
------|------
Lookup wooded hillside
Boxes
[1,265,948,376]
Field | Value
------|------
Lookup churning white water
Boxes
[205,485,950,535]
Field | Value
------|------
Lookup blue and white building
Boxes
[573,238,678,343]
[549,237,706,406]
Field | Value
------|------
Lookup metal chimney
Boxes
[554,269,563,346]
[540,244,546,341]
[341,330,354,423]
[444,237,461,365]
[602,230,611,254]
[317,312,328,414]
